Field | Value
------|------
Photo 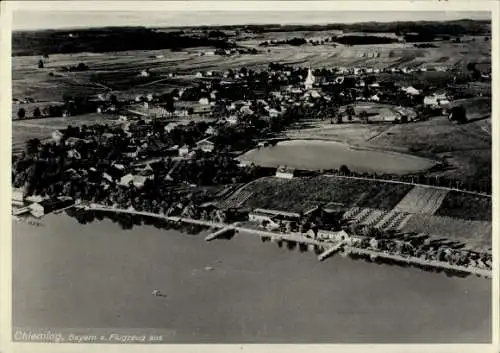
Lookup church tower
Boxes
[305,67,315,90]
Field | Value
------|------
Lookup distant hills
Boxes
[12,19,490,57]
[233,19,491,35]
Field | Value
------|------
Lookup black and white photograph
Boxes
[2,1,497,349]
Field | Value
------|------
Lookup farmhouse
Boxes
[123,146,139,159]
[303,90,322,99]
[196,138,215,153]
[402,86,421,96]
[52,130,64,143]
[119,173,153,189]
[424,93,449,107]
[249,208,301,229]
[199,97,210,105]
[205,126,217,136]
[315,229,350,242]
[67,149,82,159]
[178,145,190,157]
[225,115,239,125]
[267,108,280,118]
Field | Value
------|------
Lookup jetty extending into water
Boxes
[77,203,491,278]
[318,243,345,261]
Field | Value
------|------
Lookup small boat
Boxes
[152,289,167,298]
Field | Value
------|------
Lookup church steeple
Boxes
[305,67,315,90]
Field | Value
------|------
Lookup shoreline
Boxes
[72,203,491,279]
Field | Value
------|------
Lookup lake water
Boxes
[12,214,491,343]
[238,140,438,174]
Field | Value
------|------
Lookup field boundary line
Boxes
[324,174,491,198]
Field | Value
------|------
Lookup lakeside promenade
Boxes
[77,204,491,278]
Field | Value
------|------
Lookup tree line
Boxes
[13,27,237,56]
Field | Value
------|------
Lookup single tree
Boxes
[33,107,42,119]
[346,106,355,121]
[25,138,41,155]
[339,165,351,176]
[466,62,476,72]
[38,60,44,69]
[110,94,118,105]
[77,62,89,71]
[360,110,369,124]
[17,108,26,119]
[449,106,467,124]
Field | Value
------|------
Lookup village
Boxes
[8,10,497,344]
[11,56,492,277]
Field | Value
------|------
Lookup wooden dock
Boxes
[318,242,345,261]
[205,225,237,241]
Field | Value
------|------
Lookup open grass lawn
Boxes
[435,191,492,221]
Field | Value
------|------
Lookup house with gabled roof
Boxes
[196,138,215,153]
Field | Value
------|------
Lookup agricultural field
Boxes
[393,186,449,215]
[12,113,120,154]
[12,57,108,103]
[368,115,491,183]
[12,29,490,100]
[402,214,491,251]
[229,175,491,251]
[435,191,492,221]
[237,176,413,213]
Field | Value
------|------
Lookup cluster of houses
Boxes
[247,207,355,243]
[98,62,462,136]
[84,58,475,129]
[244,205,491,271]
[47,120,219,191]
[12,189,74,218]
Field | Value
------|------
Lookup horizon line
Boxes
[12,17,491,32]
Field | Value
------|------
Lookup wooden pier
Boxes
[205,225,237,241]
[318,242,345,261]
